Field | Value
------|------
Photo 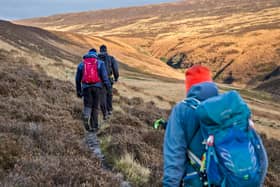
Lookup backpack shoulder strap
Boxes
[109,55,114,67]
[182,97,203,147]
[97,59,101,69]
[183,97,204,163]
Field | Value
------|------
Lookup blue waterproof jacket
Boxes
[75,52,111,95]
[163,82,219,187]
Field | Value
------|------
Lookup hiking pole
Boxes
[187,150,208,187]
[187,150,202,165]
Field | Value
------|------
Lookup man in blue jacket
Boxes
[163,66,219,186]
[75,49,111,132]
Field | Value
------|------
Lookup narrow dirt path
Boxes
[85,132,104,161]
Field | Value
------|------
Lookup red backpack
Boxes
[82,57,101,83]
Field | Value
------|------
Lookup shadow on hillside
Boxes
[0,20,80,63]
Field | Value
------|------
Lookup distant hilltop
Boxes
[14,0,280,94]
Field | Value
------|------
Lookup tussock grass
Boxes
[98,92,169,186]
[100,135,116,166]
[116,153,150,186]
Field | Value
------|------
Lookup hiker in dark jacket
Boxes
[163,66,218,186]
[98,45,119,118]
[75,49,111,132]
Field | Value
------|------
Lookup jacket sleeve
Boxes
[111,56,119,81]
[163,104,188,187]
[75,63,83,94]
[99,61,111,89]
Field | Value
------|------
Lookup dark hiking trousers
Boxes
[100,86,108,118]
[83,87,101,130]
[107,84,113,112]
[107,78,114,112]
[100,83,113,116]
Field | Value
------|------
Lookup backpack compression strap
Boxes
[183,97,201,109]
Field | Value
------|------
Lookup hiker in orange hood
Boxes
[185,65,213,93]
[163,65,218,187]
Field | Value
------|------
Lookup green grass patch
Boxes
[99,135,151,186]
[99,135,117,166]
[115,153,150,186]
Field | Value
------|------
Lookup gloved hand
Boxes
[153,119,167,129]
[77,92,83,98]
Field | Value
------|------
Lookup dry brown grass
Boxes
[16,0,280,89]
[21,2,278,182]
[55,32,185,81]
[2,3,280,185]
[0,49,120,186]
[97,90,170,186]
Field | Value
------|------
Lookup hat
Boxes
[89,48,97,53]
[100,45,107,53]
[185,65,212,93]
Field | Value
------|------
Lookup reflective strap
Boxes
[185,171,199,180]
[186,171,198,177]
[187,150,202,166]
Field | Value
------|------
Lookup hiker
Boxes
[163,65,267,187]
[76,48,111,132]
[98,45,119,118]
[163,65,218,186]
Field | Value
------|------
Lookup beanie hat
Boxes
[89,48,97,53]
[100,45,107,53]
[185,65,212,93]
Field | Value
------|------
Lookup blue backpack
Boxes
[187,91,268,187]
